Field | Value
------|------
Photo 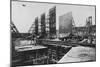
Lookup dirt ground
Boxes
[58,46,96,63]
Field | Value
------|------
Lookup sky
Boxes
[12,1,95,33]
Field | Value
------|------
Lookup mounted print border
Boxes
[10,0,96,67]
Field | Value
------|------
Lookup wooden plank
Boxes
[15,45,47,52]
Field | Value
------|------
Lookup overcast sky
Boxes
[12,1,95,33]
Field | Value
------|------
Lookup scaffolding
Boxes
[11,21,21,38]
[49,6,56,38]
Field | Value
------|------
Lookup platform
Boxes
[58,46,96,63]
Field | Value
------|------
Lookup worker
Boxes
[34,37,37,46]
[34,35,39,46]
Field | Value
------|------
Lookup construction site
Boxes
[11,2,96,67]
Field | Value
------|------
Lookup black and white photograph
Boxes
[11,0,96,67]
